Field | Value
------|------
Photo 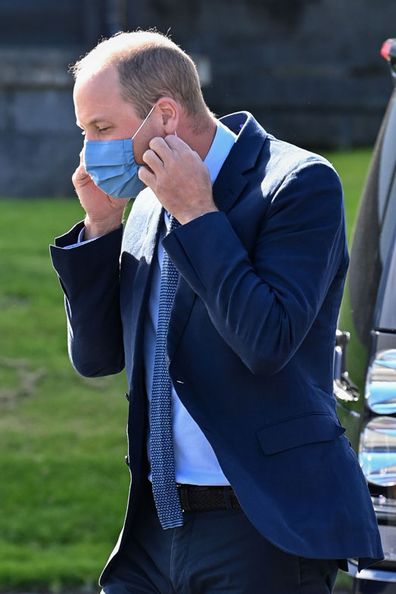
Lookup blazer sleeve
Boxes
[50,222,125,377]
[163,161,349,375]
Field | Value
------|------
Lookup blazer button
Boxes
[124,392,130,401]
[125,455,130,467]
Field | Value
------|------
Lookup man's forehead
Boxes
[73,67,130,123]
[74,93,119,127]
[74,64,119,99]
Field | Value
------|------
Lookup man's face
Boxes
[73,65,157,163]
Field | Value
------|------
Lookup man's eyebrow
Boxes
[76,118,112,128]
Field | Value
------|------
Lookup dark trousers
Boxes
[101,489,338,594]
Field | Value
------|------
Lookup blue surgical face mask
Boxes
[83,104,155,199]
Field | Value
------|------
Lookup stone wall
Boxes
[0,0,395,197]
[0,49,82,198]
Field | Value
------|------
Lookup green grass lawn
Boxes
[0,200,129,591]
[0,148,372,591]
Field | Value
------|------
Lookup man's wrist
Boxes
[84,216,123,239]
[178,207,219,225]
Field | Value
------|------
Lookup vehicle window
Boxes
[348,89,396,345]
[378,227,396,330]
[379,94,396,264]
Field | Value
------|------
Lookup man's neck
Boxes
[178,113,218,161]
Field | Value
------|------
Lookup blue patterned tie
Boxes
[150,215,183,529]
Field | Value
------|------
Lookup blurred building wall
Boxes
[0,0,395,197]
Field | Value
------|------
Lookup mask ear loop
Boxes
[131,104,156,140]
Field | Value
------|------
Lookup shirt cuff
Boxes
[62,227,99,249]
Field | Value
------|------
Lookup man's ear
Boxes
[156,97,179,134]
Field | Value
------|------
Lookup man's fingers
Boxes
[163,134,189,151]
[72,164,89,187]
[148,136,173,162]
[142,148,164,173]
[148,135,195,164]
[138,165,155,188]
[75,163,89,179]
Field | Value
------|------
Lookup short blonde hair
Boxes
[71,30,210,120]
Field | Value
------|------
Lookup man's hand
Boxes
[138,135,218,225]
[72,156,128,239]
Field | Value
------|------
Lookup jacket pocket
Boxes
[257,413,345,455]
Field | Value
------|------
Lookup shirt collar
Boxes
[204,119,237,184]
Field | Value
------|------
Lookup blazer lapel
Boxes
[213,111,268,213]
[131,204,162,310]
[122,197,163,387]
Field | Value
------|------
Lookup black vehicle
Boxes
[335,38,396,593]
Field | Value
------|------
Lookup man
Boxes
[51,30,383,593]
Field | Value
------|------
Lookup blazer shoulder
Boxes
[260,134,340,197]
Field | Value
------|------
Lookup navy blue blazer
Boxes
[51,112,383,581]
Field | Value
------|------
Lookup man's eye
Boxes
[98,127,110,133]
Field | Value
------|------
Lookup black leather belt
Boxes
[176,484,241,512]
